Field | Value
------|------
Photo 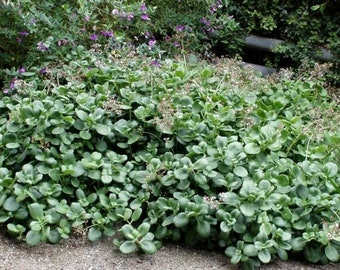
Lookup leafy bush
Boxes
[1,43,340,269]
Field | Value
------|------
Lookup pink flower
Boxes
[151,60,161,67]
[37,42,48,52]
[140,3,147,12]
[175,25,185,32]
[18,67,26,74]
[141,14,150,21]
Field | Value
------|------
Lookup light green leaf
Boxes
[258,249,271,263]
[3,196,20,212]
[244,143,261,154]
[324,162,338,178]
[95,124,111,136]
[28,203,44,219]
[196,219,210,238]
[119,240,137,254]
[174,168,189,180]
[243,244,257,257]
[290,237,306,251]
[325,243,339,262]
[140,240,157,255]
[240,203,258,217]
[137,223,150,236]
[26,230,41,246]
[173,213,189,228]
[101,174,112,184]
[75,109,88,121]
[233,166,248,177]
[88,227,102,242]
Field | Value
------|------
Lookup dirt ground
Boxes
[1,232,339,270]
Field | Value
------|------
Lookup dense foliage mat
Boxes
[0,47,340,269]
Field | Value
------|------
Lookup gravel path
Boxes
[1,232,339,270]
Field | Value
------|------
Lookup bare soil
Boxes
[1,232,339,270]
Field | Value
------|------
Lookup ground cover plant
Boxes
[1,46,340,269]
[0,1,340,270]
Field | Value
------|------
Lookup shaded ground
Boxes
[1,233,339,270]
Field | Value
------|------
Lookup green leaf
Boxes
[101,174,112,184]
[177,179,190,190]
[277,249,288,261]
[119,240,137,254]
[21,72,36,77]
[233,166,248,177]
[131,208,143,222]
[28,203,44,220]
[174,168,189,180]
[215,136,228,148]
[311,4,320,11]
[244,143,261,154]
[6,142,20,149]
[75,109,88,121]
[173,212,189,228]
[6,122,21,133]
[325,243,339,262]
[95,124,111,136]
[140,240,157,255]
[196,219,210,238]
[296,184,308,199]
[88,227,102,242]
[243,244,257,257]
[52,126,65,135]
[258,249,271,263]
[240,203,257,217]
[227,142,243,154]
[3,196,20,212]
[26,230,41,246]
[137,223,150,236]
[47,229,60,244]
[220,192,240,206]
[290,237,306,251]
[79,130,91,140]
[324,162,338,178]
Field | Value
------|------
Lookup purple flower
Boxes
[148,39,156,47]
[151,60,161,67]
[85,15,90,22]
[18,67,26,74]
[3,88,9,94]
[200,17,211,26]
[140,3,147,12]
[141,14,150,21]
[89,33,98,40]
[144,31,151,39]
[57,39,69,46]
[19,31,29,36]
[100,30,114,37]
[126,13,134,21]
[173,41,180,48]
[39,67,47,75]
[9,79,16,90]
[37,42,48,52]
[175,25,186,32]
